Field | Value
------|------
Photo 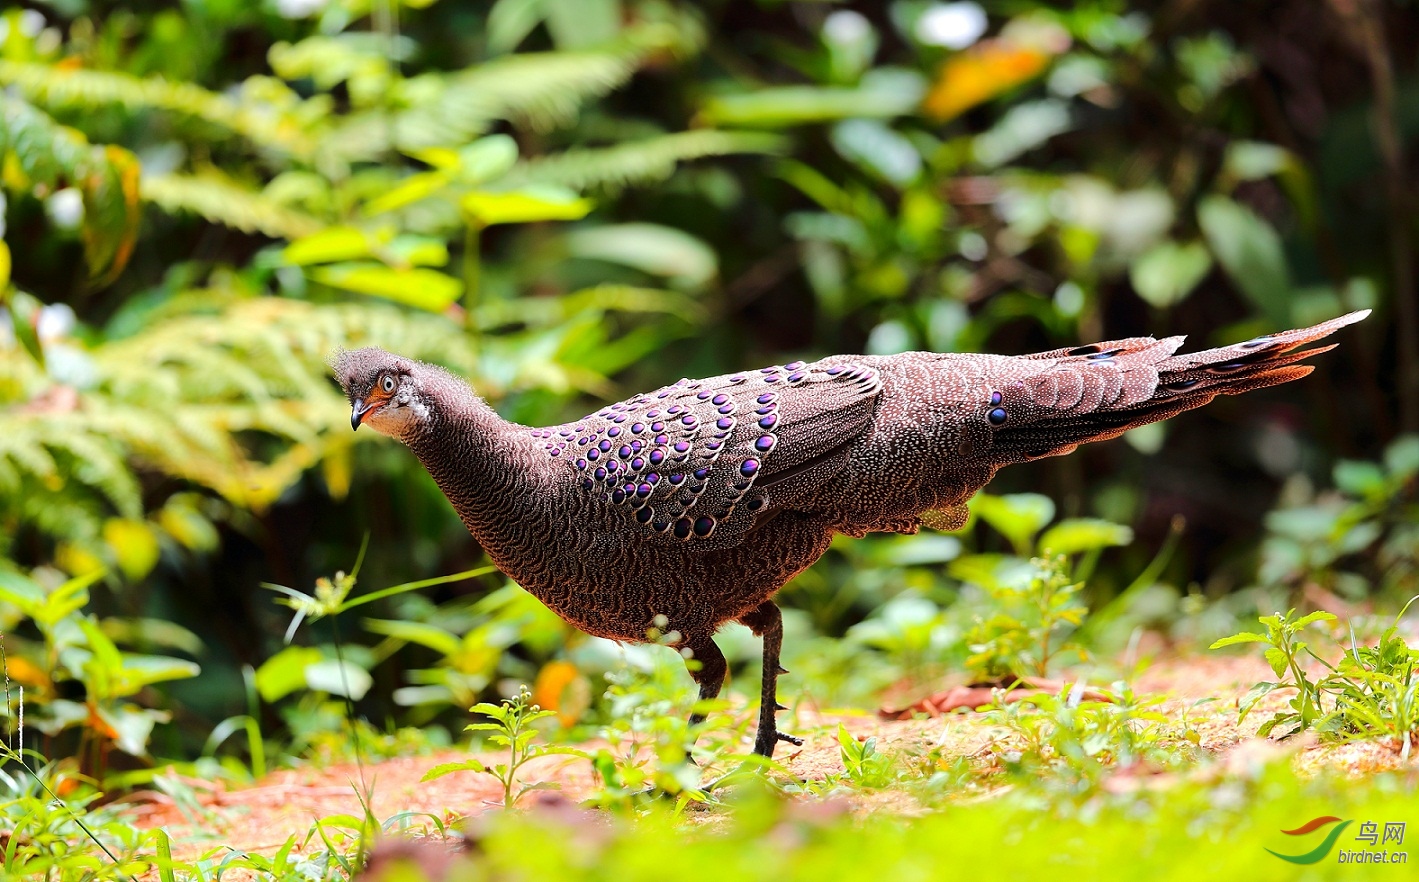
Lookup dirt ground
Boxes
[122,652,1418,871]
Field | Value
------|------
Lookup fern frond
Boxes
[0,415,142,523]
[0,61,318,158]
[2,285,695,559]
[383,37,664,152]
[142,172,325,240]
[511,130,786,191]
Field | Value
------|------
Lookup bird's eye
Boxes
[381,375,395,393]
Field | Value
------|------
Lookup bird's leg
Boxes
[739,600,802,758]
[670,637,726,773]
[682,637,727,729]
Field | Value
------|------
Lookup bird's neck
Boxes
[403,377,542,548]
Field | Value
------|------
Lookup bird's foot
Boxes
[752,728,804,758]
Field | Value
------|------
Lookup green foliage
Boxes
[0,567,199,768]
[0,94,140,286]
[0,760,150,880]
[513,130,787,192]
[0,59,319,158]
[983,681,1197,791]
[580,655,748,811]
[1257,435,1419,600]
[312,764,1415,882]
[834,723,897,790]
[1211,601,1419,751]
[364,581,571,716]
[1211,608,1338,737]
[963,554,1088,681]
[141,171,323,240]
[423,684,586,809]
[795,495,1133,699]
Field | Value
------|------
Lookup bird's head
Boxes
[332,348,433,439]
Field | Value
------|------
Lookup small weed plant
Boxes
[583,656,747,812]
[423,685,585,809]
[1211,599,1418,753]
[983,681,1196,788]
[965,554,1089,681]
[835,723,898,789]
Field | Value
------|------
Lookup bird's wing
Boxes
[543,358,882,549]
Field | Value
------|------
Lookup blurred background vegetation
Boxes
[0,0,1414,780]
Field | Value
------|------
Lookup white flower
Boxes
[46,188,84,230]
[19,9,46,37]
[916,2,988,50]
[275,0,328,20]
[37,303,76,342]
[823,9,871,46]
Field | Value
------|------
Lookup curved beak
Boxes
[351,398,369,431]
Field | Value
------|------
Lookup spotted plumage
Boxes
[334,310,1367,757]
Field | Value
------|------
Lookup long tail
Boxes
[988,310,1369,462]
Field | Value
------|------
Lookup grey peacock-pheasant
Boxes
[335,310,1367,757]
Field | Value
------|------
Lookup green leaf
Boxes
[1333,460,1386,498]
[700,74,926,128]
[1256,714,1291,738]
[1039,519,1134,556]
[422,759,487,782]
[304,659,373,700]
[488,0,547,54]
[309,264,462,312]
[1129,241,1212,309]
[7,289,45,367]
[283,226,374,265]
[564,223,717,288]
[1198,195,1290,324]
[861,534,962,567]
[156,829,175,882]
[831,119,921,187]
[390,43,654,150]
[363,171,452,216]
[386,235,450,268]
[254,646,324,703]
[463,722,507,733]
[1264,646,1290,678]
[544,0,621,50]
[1209,632,1270,649]
[362,618,463,657]
[1383,436,1419,479]
[462,186,593,225]
[0,568,103,629]
[77,616,125,680]
[1223,141,1293,181]
[96,704,164,756]
[1292,611,1338,628]
[107,654,202,698]
[102,517,161,581]
[457,134,521,184]
[973,493,1056,556]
